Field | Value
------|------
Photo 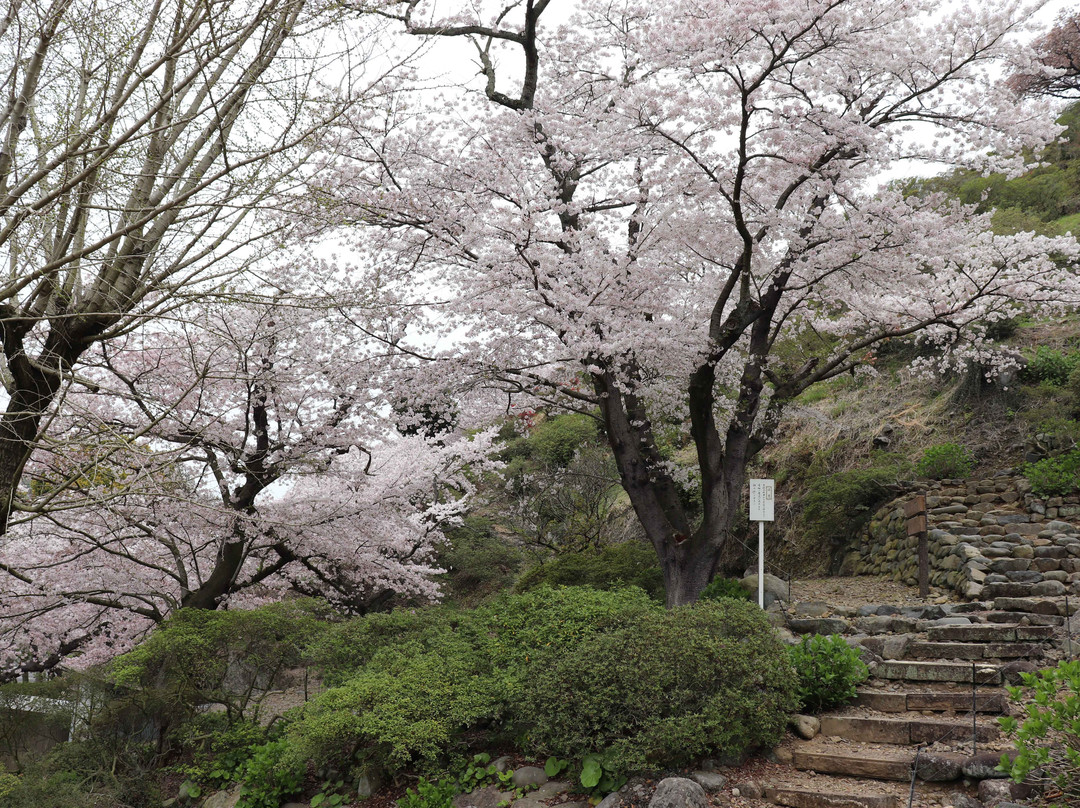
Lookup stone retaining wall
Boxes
[845,475,1080,600]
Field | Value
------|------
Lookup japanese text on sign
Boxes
[749,479,774,522]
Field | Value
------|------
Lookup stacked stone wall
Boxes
[846,475,1080,600]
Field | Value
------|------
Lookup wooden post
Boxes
[905,494,929,599]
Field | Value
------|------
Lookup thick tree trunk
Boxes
[0,323,87,536]
[593,366,756,607]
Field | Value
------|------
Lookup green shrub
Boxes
[311,605,459,687]
[437,517,525,605]
[788,634,869,713]
[0,768,105,808]
[396,777,457,808]
[1023,346,1080,386]
[111,599,329,724]
[168,714,266,787]
[0,776,15,800]
[698,577,752,602]
[522,600,797,776]
[799,455,911,554]
[998,660,1080,806]
[1024,449,1080,497]
[915,443,974,480]
[515,542,664,601]
[529,414,600,467]
[291,587,660,774]
[288,637,509,773]
[236,738,305,808]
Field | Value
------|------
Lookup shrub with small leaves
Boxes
[788,634,868,713]
[396,777,457,808]
[1023,346,1080,386]
[698,577,752,602]
[1024,450,1080,497]
[915,443,974,480]
[523,599,797,776]
[997,660,1080,807]
[236,738,304,808]
[0,775,17,800]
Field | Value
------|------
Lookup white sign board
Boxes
[749,479,775,522]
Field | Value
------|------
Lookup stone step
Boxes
[764,787,899,808]
[904,691,1009,714]
[993,596,1078,616]
[791,747,965,782]
[907,641,1044,660]
[872,660,1002,684]
[853,689,1008,714]
[925,624,1054,642]
[985,611,1064,626]
[819,716,998,745]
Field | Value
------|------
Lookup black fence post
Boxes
[908,746,923,808]
[971,662,978,757]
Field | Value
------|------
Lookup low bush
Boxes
[0,767,106,808]
[437,517,525,605]
[1023,345,1080,386]
[799,454,911,555]
[236,738,305,808]
[287,636,509,773]
[529,414,602,467]
[515,542,664,601]
[522,600,797,776]
[998,660,1080,807]
[915,443,974,480]
[111,599,330,726]
[1024,449,1080,497]
[788,634,868,713]
[697,577,752,602]
[290,587,660,774]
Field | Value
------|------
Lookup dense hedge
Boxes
[523,599,797,775]
[291,588,795,778]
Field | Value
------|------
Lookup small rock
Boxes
[596,794,622,808]
[688,772,727,793]
[453,787,515,808]
[510,799,546,808]
[493,756,512,773]
[648,778,707,808]
[790,714,820,740]
[511,767,549,789]
[201,790,242,808]
[738,781,763,800]
[768,747,794,765]
[948,792,984,808]
[355,769,383,799]
[916,753,962,781]
[978,779,1032,805]
[532,781,571,800]
[961,752,1010,779]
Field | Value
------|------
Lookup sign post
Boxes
[749,479,775,608]
[904,494,929,599]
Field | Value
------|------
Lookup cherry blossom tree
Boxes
[1010,9,1080,97]
[315,0,1080,605]
[0,300,493,675]
[0,0,405,542]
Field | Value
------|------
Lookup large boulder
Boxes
[739,573,789,605]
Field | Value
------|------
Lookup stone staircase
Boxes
[761,596,1073,808]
